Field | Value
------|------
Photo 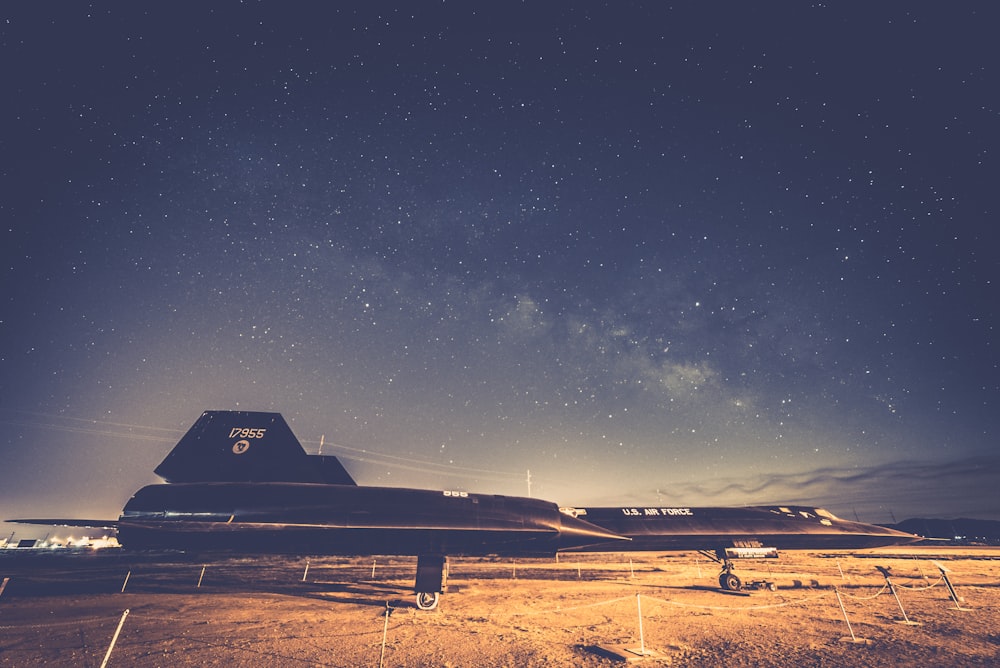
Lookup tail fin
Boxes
[153,411,356,485]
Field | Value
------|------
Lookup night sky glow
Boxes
[3,4,998,538]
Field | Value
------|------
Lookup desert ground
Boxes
[1,547,997,666]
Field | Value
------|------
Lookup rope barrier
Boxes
[641,590,830,612]
[498,587,839,618]
[137,612,404,639]
[839,584,889,601]
[0,614,122,631]
[505,594,635,617]
[0,611,401,640]
[896,575,944,591]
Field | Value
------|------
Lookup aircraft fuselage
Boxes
[117,482,622,557]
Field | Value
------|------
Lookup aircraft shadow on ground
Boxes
[0,555,425,608]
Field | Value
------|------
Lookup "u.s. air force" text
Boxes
[620,507,693,516]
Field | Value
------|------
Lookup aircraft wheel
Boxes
[415,591,439,610]
[720,573,742,591]
[767,582,777,592]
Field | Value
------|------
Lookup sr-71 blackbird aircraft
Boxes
[13,410,920,609]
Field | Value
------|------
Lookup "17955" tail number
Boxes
[229,428,267,439]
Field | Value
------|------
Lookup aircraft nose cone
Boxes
[558,512,628,549]
[880,525,924,544]
[844,520,924,548]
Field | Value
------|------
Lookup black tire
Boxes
[415,591,439,610]
[720,573,742,591]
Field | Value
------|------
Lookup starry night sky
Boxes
[3,3,998,538]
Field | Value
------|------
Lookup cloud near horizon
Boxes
[599,455,1000,522]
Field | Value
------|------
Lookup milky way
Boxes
[2,4,997,534]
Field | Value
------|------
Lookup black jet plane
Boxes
[12,410,920,605]
[558,504,921,591]
[13,410,624,610]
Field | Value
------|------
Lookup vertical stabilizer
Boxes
[154,411,356,485]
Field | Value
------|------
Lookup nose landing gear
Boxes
[719,569,742,591]
[701,548,778,592]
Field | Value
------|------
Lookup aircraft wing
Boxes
[8,518,119,530]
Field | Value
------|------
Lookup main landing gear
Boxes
[414,554,447,610]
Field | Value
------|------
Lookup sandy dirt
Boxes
[1,547,997,666]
